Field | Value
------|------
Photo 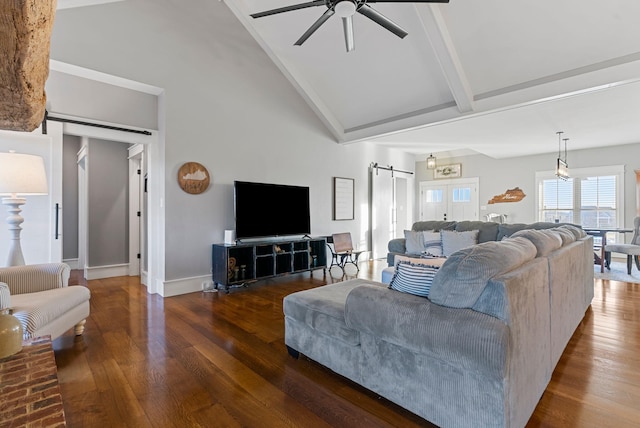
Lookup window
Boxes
[452,187,471,203]
[536,165,624,229]
[425,189,443,203]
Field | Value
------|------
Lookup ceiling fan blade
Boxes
[295,9,335,46]
[357,4,408,39]
[342,16,355,52]
[366,0,449,3]
[250,0,325,19]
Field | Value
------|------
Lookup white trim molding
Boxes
[161,274,213,298]
[85,263,129,280]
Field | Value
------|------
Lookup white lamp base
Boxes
[3,197,26,266]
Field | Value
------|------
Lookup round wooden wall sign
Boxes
[177,162,210,194]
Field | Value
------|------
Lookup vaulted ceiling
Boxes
[58,0,640,159]
[226,0,640,158]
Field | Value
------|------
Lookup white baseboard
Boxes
[161,274,213,297]
[63,258,79,270]
[85,263,130,280]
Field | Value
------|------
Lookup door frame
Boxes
[419,177,480,221]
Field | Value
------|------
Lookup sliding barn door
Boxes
[0,128,63,265]
[370,168,413,260]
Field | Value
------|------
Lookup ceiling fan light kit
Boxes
[250,0,450,52]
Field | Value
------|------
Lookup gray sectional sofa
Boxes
[283,225,593,428]
[387,220,576,266]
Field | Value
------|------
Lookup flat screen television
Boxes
[234,181,311,239]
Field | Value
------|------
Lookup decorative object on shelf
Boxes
[488,187,526,204]
[177,162,210,194]
[0,308,23,358]
[227,257,237,280]
[333,177,354,220]
[426,154,437,170]
[433,163,461,179]
[249,0,450,53]
[0,151,48,266]
[555,131,570,180]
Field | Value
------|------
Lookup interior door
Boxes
[420,178,479,222]
[371,169,394,260]
[0,129,62,265]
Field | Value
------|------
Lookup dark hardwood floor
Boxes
[53,262,640,427]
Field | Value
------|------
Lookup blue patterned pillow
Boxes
[422,231,443,256]
[389,261,440,297]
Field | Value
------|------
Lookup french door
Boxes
[419,178,479,222]
[0,126,63,265]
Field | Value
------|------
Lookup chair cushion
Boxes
[11,286,90,337]
[604,244,640,256]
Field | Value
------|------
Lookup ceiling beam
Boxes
[415,4,474,114]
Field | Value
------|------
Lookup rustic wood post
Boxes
[0,0,57,132]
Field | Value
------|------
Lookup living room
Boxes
[1,0,639,427]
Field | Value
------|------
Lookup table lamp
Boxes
[0,151,48,266]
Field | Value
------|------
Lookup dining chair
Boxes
[604,216,640,274]
[326,232,363,274]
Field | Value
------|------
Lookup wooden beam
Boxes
[0,0,56,132]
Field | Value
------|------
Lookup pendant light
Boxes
[426,154,436,170]
[555,132,569,180]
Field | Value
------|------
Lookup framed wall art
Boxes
[333,177,354,220]
[434,164,461,179]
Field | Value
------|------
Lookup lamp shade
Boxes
[0,152,48,196]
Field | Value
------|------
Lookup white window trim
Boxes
[535,165,625,227]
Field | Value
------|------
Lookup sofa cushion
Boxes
[389,261,440,297]
[429,237,537,308]
[554,227,577,245]
[497,223,530,240]
[412,221,456,232]
[283,281,384,347]
[511,229,563,257]
[11,285,90,337]
[455,221,499,243]
[558,224,586,239]
[441,230,479,257]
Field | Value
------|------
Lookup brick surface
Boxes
[0,336,66,427]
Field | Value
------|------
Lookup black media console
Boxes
[212,238,327,292]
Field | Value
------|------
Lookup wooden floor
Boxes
[53,262,640,427]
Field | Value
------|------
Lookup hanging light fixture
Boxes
[426,154,437,170]
[555,132,569,180]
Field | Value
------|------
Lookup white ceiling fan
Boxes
[250,0,450,52]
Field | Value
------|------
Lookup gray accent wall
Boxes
[88,139,130,267]
[62,135,80,260]
[49,0,417,283]
[415,142,640,229]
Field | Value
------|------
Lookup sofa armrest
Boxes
[0,263,70,295]
[388,238,406,254]
[344,284,509,377]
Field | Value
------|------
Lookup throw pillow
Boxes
[389,261,440,298]
[404,230,425,255]
[441,230,479,257]
[422,231,443,256]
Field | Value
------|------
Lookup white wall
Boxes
[415,142,640,228]
[49,0,415,289]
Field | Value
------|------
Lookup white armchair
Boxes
[0,263,90,340]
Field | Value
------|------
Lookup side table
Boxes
[0,336,66,427]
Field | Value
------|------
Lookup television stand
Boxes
[212,237,327,293]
